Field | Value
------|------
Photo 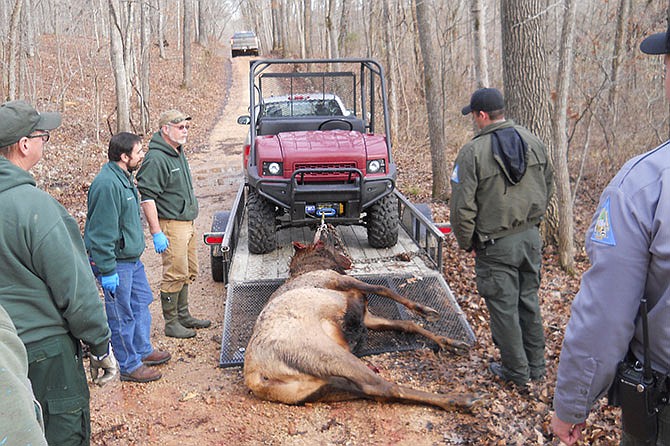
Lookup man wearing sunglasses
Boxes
[0,100,115,445]
[136,110,210,338]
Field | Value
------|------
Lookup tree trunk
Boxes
[338,0,350,56]
[304,0,312,58]
[197,0,208,46]
[608,0,629,130]
[108,0,131,133]
[470,0,489,88]
[7,0,23,101]
[182,0,192,88]
[139,0,151,133]
[271,0,282,53]
[415,0,449,200]
[501,0,557,246]
[157,0,166,59]
[551,0,578,272]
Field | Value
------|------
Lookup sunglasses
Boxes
[26,131,50,143]
[168,123,190,131]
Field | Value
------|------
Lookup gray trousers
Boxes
[474,226,546,384]
[621,403,670,445]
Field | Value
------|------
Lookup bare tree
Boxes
[608,0,630,131]
[182,0,192,88]
[415,0,449,200]
[139,0,151,133]
[197,0,208,46]
[552,0,578,272]
[271,0,283,53]
[7,0,24,100]
[108,0,131,132]
[157,0,166,59]
[501,0,557,245]
[470,0,489,88]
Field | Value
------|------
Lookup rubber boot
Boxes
[161,291,196,338]
[177,285,211,329]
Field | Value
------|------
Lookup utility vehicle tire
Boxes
[247,189,277,254]
[366,193,399,248]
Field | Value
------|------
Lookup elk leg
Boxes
[363,312,470,355]
[329,276,441,321]
[314,347,480,411]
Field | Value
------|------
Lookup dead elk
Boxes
[243,230,480,411]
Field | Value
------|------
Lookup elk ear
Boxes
[337,253,352,270]
[293,241,308,251]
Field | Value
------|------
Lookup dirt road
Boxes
[89,57,489,446]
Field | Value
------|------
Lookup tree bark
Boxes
[182,0,192,88]
[501,0,557,246]
[551,0,578,272]
[108,0,131,132]
[608,0,629,130]
[303,0,312,58]
[415,0,449,200]
[139,0,151,133]
[271,0,282,53]
[7,0,23,101]
[470,0,489,88]
[197,0,208,46]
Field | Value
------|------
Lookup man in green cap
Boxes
[137,109,210,338]
[0,100,117,445]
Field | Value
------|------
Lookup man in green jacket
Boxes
[136,110,210,338]
[450,88,554,386]
[0,100,117,445]
[85,132,171,383]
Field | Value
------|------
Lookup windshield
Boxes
[263,98,344,117]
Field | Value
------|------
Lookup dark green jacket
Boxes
[84,161,145,275]
[450,119,554,251]
[136,131,198,221]
[0,157,110,357]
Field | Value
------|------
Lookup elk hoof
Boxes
[419,306,440,322]
[436,338,470,356]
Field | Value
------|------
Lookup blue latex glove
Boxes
[152,231,169,253]
[101,273,119,294]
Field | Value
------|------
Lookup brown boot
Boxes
[177,285,211,329]
[161,291,196,338]
[142,350,171,366]
[120,364,162,383]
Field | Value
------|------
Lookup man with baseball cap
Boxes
[0,100,116,444]
[450,88,554,387]
[136,109,210,339]
[550,22,670,445]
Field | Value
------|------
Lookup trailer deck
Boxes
[215,183,476,367]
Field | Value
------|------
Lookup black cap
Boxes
[640,23,670,55]
[461,88,505,115]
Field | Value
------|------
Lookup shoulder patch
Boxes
[451,164,459,183]
[591,197,616,246]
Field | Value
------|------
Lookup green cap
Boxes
[0,100,62,148]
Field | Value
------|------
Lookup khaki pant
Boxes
[159,219,198,293]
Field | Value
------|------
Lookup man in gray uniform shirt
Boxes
[551,23,670,445]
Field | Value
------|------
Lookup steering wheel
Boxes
[318,118,354,131]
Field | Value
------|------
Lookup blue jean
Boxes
[98,260,154,374]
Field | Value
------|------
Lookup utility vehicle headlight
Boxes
[367,159,385,174]
[263,161,283,176]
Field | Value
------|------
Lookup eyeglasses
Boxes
[26,131,50,143]
[168,123,190,131]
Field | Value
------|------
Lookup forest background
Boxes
[1,0,669,444]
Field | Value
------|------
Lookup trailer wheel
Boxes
[247,189,276,254]
[366,193,399,248]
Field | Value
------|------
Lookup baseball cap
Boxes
[0,100,62,148]
[159,109,191,128]
[640,23,670,55]
[461,88,505,115]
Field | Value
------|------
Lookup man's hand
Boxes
[550,413,585,445]
[101,273,119,294]
[89,347,118,386]
[152,231,169,254]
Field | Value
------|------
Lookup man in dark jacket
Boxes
[136,110,210,338]
[0,100,116,445]
[450,88,554,386]
[85,132,171,383]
